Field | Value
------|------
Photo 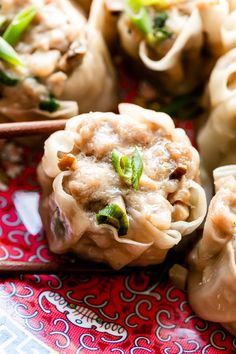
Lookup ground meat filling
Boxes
[57,114,195,230]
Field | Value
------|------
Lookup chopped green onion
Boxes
[0,37,23,66]
[154,12,168,28]
[112,150,132,184]
[39,95,60,113]
[142,0,168,7]
[112,147,144,190]
[126,0,143,12]
[3,6,37,46]
[131,146,143,190]
[0,69,19,86]
[125,0,152,35]
[130,7,153,35]
[96,204,129,236]
[0,15,6,28]
[147,11,172,46]
[147,27,172,46]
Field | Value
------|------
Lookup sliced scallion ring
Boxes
[131,146,143,190]
[3,6,37,46]
[96,204,129,236]
[0,37,23,66]
[112,150,132,184]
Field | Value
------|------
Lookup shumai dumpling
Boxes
[198,48,236,174]
[0,0,117,121]
[37,104,206,270]
[90,0,229,94]
[188,165,236,336]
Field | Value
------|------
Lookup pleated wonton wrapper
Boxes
[37,104,207,270]
[0,0,117,121]
[90,0,229,94]
[198,48,236,173]
[187,165,236,336]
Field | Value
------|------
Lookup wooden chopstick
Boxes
[0,120,67,138]
[0,260,120,275]
[0,260,157,275]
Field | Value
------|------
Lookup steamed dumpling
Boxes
[0,0,117,121]
[187,165,236,336]
[93,0,204,93]
[37,103,207,269]
[198,48,236,173]
[90,0,230,94]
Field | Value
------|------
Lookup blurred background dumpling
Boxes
[0,0,118,121]
[187,165,236,336]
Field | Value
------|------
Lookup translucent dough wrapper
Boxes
[138,8,203,94]
[89,0,120,45]
[221,10,236,52]
[198,96,236,172]
[198,49,236,173]
[0,0,117,121]
[38,103,207,269]
[199,0,229,56]
[187,165,236,336]
[208,48,236,107]
[90,0,230,94]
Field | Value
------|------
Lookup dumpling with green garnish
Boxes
[90,0,229,94]
[0,0,117,121]
[37,103,207,269]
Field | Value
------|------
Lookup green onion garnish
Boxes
[0,37,23,66]
[130,7,153,35]
[112,146,143,190]
[125,0,152,35]
[96,204,129,236]
[0,70,19,86]
[131,146,143,190]
[126,0,143,12]
[147,27,172,46]
[39,95,60,113]
[3,6,37,46]
[0,15,6,28]
[112,150,132,184]
[147,11,172,46]
[154,11,168,28]
[142,0,168,7]
[125,0,172,44]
